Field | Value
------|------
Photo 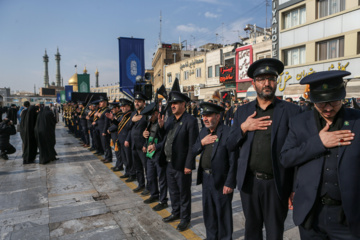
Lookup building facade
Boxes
[90,84,127,102]
[276,0,360,99]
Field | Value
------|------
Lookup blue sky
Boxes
[0,0,269,92]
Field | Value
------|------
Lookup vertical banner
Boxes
[56,93,61,103]
[65,85,73,102]
[118,37,145,97]
[78,74,90,93]
[60,91,66,103]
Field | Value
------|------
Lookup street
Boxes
[0,123,300,240]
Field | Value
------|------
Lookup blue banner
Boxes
[118,37,145,97]
[56,93,61,103]
[65,85,73,102]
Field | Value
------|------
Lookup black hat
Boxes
[99,95,108,102]
[247,58,284,79]
[91,100,99,105]
[11,104,16,107]
[300,70,351,103]
[119,98,133,107]
[141,102,158,116]
[109,98,120,107]
[234,101,239,103]
[134,92,148,101]
[299,96,305,101]
[200,102,225,115]
[78,101,85,105]
[168,91,190,103]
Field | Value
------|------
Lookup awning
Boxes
[346,80,360,98]
[246,86,257,100]
[237,92,247,98]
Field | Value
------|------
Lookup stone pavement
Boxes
[0,123,300,240]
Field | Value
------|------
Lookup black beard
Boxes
[255,85,275,100]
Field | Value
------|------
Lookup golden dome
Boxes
[83,66,87,74]
[95,68,99,74]
[68,73,79,91]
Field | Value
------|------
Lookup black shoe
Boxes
[89,147,96,151]
[54,157,59,160]
[143,196,159,204]
[120,174,129,179]
[141,189,150,196]
[176,220,190,232]
[112,167,122,172]
[0,154,8,160]
[153,202,168,211]
[125,176,136,182]
[103,159,112,163]
[163,214,180,223]
[133,186,145,193]
[97,152,104,155]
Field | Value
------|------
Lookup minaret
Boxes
[55,47,61,87]
[95,68,99,87]
[83,66,88,74]
[43,49,49,88]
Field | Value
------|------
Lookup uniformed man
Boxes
[193,102,238,240]
[156,91,199,232]
[125,92,149,195]
[87,101,99,152]
[224,101,233,126]
[106,99,124,171]
[227,58,301,239]
[281,70,360,239]
[92,96,112,163]
[142,102,168,211]
[78,101,90,148]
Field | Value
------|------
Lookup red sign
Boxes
[220,65,235,83]
[236,45,253,92]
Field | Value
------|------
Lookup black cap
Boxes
[168,91,190,103]
[134,92,148,101]
[140,102,158,116]
[300,70,351,103]
[11,104,16,107]
[119,98,133,107]
[299,96,305,101]
[200,102,225,115]
[78,101,85,105]
[99,95,108,102]
[247,58,284,79]
[234,101,239,103]
[91,100,99,105]
[109,98,120,107]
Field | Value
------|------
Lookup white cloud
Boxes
[204,12,219,18]
[176,24,209,33]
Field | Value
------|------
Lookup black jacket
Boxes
[0,121,16,149]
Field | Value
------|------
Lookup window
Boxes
[318,0,345,18]
[215,65,220,77]
[208,66,213,78]
[283,6,306,29]
[184,71,189,80]
[168,74,172,84]
[196,68,201,78]
[175,73,180,81]
[317,37,344,61]
[284,46,306,66]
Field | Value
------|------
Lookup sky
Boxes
[0,0,270,93]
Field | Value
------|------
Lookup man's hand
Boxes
[142,146,147,153]
[223,186,233,195]
[319,123,354,148]
[184,168,192,174]
[86,116,90,120]
[105,112,114,120]
[158,113,165,128]
[124,141,129,148]
[107,130,110,134]
[143,129,150,138]
[240,111,272,134]
[201,134,218,146]
[288,192,295,210]
[132,115,142,122]
[147,144,155,153]
[92,122,96,125]
[102,133,106,136]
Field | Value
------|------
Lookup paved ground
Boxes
[0,123,300,240]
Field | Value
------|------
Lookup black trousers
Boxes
[147,158,167,203]
[100,133,112,161]
[93,129,103,153]
[81,125,89,145]
[166,162,192,221]
[90,128,95,148]
[299,203,360,240]
[120,142,135,176]
[202,171,233,240]
[132,148,147,188]
[1,143,16,155]
[240,173,288,240]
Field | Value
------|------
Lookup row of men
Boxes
[62,57,360,240]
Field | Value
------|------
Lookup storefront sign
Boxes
[236,45,253,92]
[180,58,204,70]
[272,0,279,58]
[220,65,235,83]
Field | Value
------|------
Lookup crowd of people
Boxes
[1,57,360,239]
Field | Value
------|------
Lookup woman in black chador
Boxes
[35,106,56,164]
[21,106,38,164]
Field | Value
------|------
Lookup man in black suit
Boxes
[193,102,238,240]
[107,100,123,172]
[227,58,301,239]
[125,92,149,195]
[92,96,112,163]
[224,101,233,126]
[152,91,199,232]
[281,70,360,239]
